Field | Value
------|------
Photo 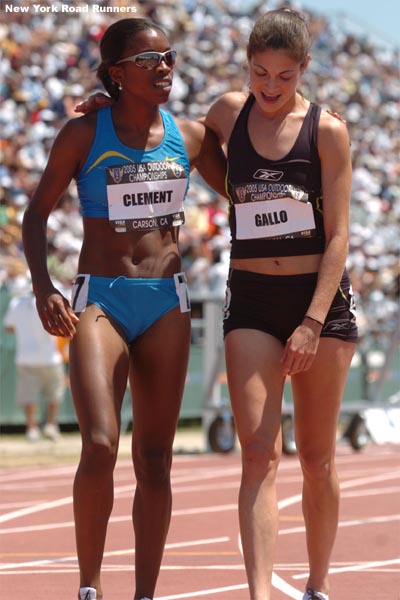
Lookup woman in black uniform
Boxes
[205,8,357,600]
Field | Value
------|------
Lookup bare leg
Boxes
[46,401,59,425]
[24,404,38,431]
[292,338,356,596]
[130,307,190,600]
[69,305,130,599]
[225,329,285,600]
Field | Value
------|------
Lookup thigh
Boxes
[225,329,286,449]
[69,304,130,440]
[292,338,356,454]
[129,306,191,449]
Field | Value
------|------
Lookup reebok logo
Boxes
[253,169,284,181]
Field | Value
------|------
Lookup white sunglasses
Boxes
[116,50,177,70]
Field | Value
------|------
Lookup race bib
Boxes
[71,274,90,313]
[174,272,191,313]
[106,160,188,232]
[235,197,316,240]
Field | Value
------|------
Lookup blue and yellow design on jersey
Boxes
[77,107,190,218]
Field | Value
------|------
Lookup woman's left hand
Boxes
[326,108,346,123]
[281,320,321,376]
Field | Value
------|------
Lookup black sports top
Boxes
[226,94,326,258]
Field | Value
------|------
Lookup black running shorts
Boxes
[223,269,358,344]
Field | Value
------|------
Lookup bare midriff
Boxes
[78,217,182,279]
[230,254,322,276]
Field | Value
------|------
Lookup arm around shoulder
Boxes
[179,118,228,198]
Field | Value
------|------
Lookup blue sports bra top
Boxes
[77,107,190,231]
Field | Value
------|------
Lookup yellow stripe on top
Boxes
[84,151,135,175]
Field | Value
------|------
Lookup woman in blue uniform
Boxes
[205,8,357,600]
[22,18,226,600]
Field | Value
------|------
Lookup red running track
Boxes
[0,443,399,599]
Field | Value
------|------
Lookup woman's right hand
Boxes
[36,289,80,339]
[74,92,114,114]
[281,319,321,376]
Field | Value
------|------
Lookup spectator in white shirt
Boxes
[4,290,66,441]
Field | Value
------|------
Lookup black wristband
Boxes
[304,315,324,327]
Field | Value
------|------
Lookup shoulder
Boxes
[210,91,249,112]
[318,108,350,144]
[317,108,351,157]
[58,112,97,141]
[175,115,202,134]
[205,91,249,144]
[49,113,98,165]
[50,113,96,150]
[174,118,206,163]
[206,91,248,124]
[175,116,206,146]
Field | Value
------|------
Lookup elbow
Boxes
[325,226,349,246]
[324,230,349,256]
[22,204,47,228]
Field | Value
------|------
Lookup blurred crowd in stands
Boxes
[1,0,399,345]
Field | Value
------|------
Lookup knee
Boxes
[80,430,119,475]
[241,438,281,480]
[298,447,334,482]
[133,445,173,489]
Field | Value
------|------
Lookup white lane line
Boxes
[0,465,76,483]
[0,501,48,510]
[0,536,230,570]
[156,584,249,599]
[293,558,400,579]
[243,469,400,599]
[0,566,245,576]
[340,485,400,499]
[0,503,238,534]
[237,535,304,599]
[0,496,73,524]
[0,444,394,486]
[271,573,303,599]
[277,469,400,512]
[340,470,400,489]
[279,513,400,536]
[2,562,398,577]
[1,449,398,596]
[3,487,398,532]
